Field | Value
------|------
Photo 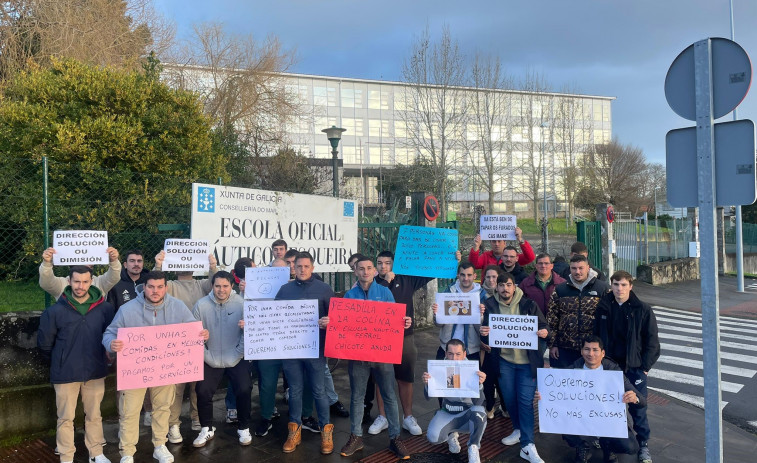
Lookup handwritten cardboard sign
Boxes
[325,298,406,363]
[537,368,628,438]
[392,225,458,279]
[243,299,319,360]
[162,239,209,272]
[489,314,538,350]
[479,215,517,240]
[52,230,108,265]
[435,292,481,325]
[244,267,290,300]
[116,321,204,391]
[426,360,481,398]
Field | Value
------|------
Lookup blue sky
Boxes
[153,0,757,165]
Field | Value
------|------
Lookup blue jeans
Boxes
[348,361,401,438]
[497,356,536,448]
[282,357,330,428]
[626,367,650,444]
[257,359,283,420]
[324,363,339,404]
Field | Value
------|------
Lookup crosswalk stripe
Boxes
[654,315,757,336]
[657,324,757,342]
[660,343,757,365]
[657,332,753,351]
[653,307,757,327]
[647,369,743,393]
[648,387,728,410]
[655,355,757,378]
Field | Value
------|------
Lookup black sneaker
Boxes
[389,437,411,460]
[301,416,321,433]
[330,400,349,418]
[272,407,280,420]
[340,433,364,457]
[255,418,272,437]
[575,446,591,463]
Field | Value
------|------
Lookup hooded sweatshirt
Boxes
[192,292,245,368]
[102,291,195,353]
[495,288,528,365]
[436,281,483,354]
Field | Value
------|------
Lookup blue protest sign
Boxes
[392,226,458,279]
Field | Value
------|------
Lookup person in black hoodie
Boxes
[108,249,149,310]
[37,266,115,463]
[499,246,528,284]
[595,271,659,463]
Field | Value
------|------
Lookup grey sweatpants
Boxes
[427,405,487,447]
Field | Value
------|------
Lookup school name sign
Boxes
[191,183,358,272]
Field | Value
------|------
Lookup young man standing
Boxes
[469,227,535,269]
[519,253,566,318]
[595,272,660,463]
[108,249,149,310]
[433,262,484,361]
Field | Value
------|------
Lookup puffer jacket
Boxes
[546,271,610,351]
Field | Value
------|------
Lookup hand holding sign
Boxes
[162,239,210,272]
[479,215,517,241]
[325,298,406,363]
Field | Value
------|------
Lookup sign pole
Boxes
[694,38,723,463]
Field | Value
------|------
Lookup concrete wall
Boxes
[726,253,757,275]
[636,258,700,285]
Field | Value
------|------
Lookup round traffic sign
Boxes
[665,37,752,121]
[423,195,439,221]
[607,206,615,223]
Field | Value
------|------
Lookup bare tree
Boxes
[399,25,468,221]
[582,139,648,211]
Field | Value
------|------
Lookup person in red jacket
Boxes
[468,227,535,269]
[518,253,566,318]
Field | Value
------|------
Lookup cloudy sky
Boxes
[153,0,757,165]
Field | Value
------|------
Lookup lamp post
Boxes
[540,122,549,254]
[654,187,660,263]
[322,125,346,198]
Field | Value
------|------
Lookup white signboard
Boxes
[244,267,290,300]
[489,314,538,350]
[435,292,481,325]
[191,183,358,272]
[537,368,628,438]
[243,299,319,360]
[479,215,517,240]
[52,230,108,265]
[426,360,481,398]
[162,239,209,272]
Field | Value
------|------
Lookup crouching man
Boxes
[423,338,487,463]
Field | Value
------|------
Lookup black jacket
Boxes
[37,290,115,384]
[502,262,528,284]
[275,275,335,356]
[594,290,660,372]
[375,274,433,336]
[570,357,647,408]
[482,294,549,378]
[108,267,149,310]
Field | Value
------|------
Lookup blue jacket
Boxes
[275,276,335,356]
[344,281,395,302]
[37,287,115,384]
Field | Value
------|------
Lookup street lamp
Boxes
[322,125,346,197]
[540,122,549,254]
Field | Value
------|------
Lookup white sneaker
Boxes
[238,428,252,446]
[191,420,201,431]
[519,443,545,463]
[90,455,111,463]
[501,429,521,446]
[143,411,152,426]
[447,432,461,454]
[119,457,133,463]
[152,445,174,463]
[402,415,422,436]
[468,443,481,463]
[167,424,183,444]
[368,414,388,435]
[193,426,216,447]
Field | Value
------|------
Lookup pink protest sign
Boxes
[116,321,204,391]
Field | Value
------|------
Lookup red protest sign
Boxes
[325,298,406,363]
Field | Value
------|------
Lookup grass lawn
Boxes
[0,280,48,312]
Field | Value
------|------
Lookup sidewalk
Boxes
[40,325,757,462]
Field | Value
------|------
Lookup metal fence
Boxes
[725,220,757,254]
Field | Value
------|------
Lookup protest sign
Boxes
[116,321,204,391]
[479,215,517,240]
[325,298,406,363]
[244,267,290,300]
[537,368,628,438]
[52,230,108,265]
[162,239,209,272]
[426,360,481,398]
[243,300,319,360]
[191,183,358,272]
[434,292,481,325]
[392,225,458,279]
[489,314,538,350]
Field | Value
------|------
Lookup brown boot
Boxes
[320,424,334,455]
[282,422,301,453]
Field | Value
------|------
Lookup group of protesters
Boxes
[37,228,659,463]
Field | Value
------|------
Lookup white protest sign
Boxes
[489,314,538,350]
[479,215,517,240]
[244,267,290,300]
[537,368,628,438]
[162,239,209,272]
[243,299,319,360]
[191,183,358,272]
[435,292,481,325]
[426,360,481,398]
[52,230,108,265]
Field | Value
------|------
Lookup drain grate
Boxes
[0,439,57,463]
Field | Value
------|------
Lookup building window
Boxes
[514,202,529,212]
[341,88,355,108]
[314,86,327,106]
[368,90,381,109]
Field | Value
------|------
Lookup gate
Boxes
[613,219,643,277]
[576,221,603,274]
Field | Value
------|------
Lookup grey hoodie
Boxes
[102,292,195,353]
[192,292,245,368]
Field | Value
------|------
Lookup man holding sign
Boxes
[480,272,548,463]
[102,271,209,463]
[39,245,121,299]
[469,226,535,271]
[432,261,484,361]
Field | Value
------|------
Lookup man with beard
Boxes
[108,250,149,311]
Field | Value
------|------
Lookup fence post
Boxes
[596,203,614,278]
[43,156,51,308]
